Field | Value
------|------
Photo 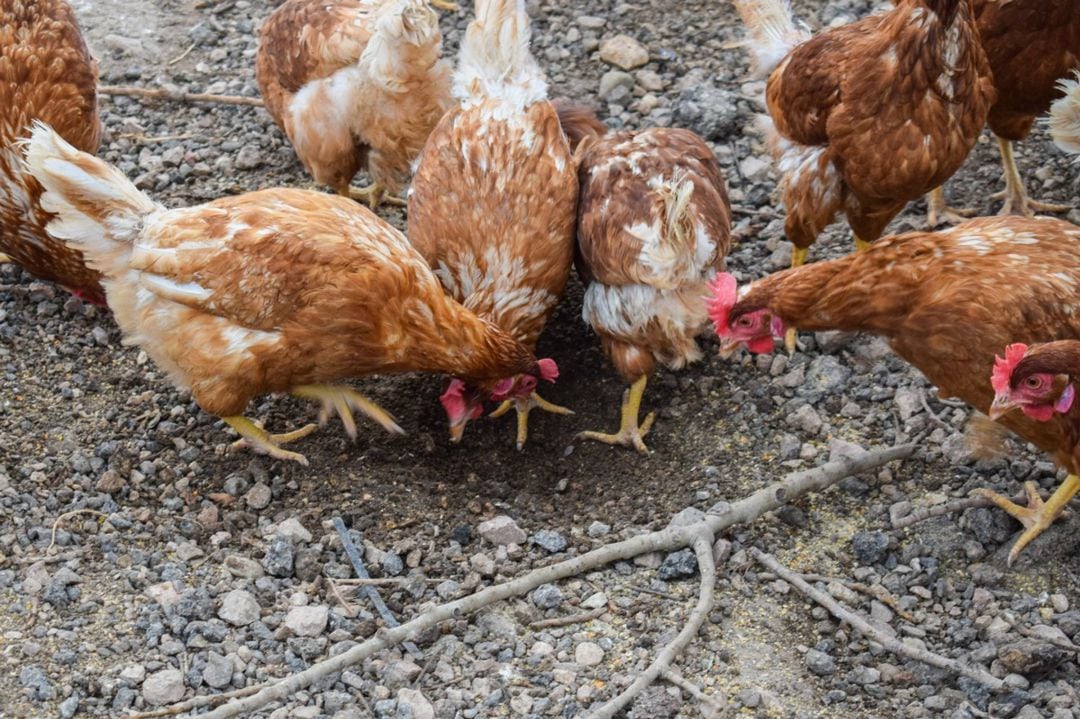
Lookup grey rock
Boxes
[224,555,264,579]
[18,665,55,701]
[285,605,329,637]
[244,481,271,508]
[263,535,295,577]
[805,355,851,394]
[658,549,698,580]
[397,688,435,719]
[852,531,890,565]
[532,530,567,553]
[142,668,185,705]
[587,521,611,537]
[997,639,1068,677]
[575,641,604,666]
[235,144,263,170]
[737,688,762,708]
[201,652,233,689]
[631,686,682,719]
[806,649,836,675]
[59,694,79,719]
[477,515,527,545]
[218,589,260,627]
[380,551,405,576]
[674,82,738,140]
[599,70,634,100]
[787,404,823,435]
[531,583,564,609]
[273,517,312,543]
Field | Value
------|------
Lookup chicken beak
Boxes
[448,419,468,443]
[717,339,742,360]
[988,393,1018,421]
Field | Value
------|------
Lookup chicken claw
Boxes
[293,384,404,437]
[345,182,407,210]
[925,187,975,228]
[429,0,460,10]
[971,474,1080,565]
[490,392,573,450]
[993,138,1071,217]
[577,375,655,454]
[225,415,316,465]
[0,253,9,263]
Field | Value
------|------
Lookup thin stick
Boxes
[48,509,107,551]
[193,444,914,719]
[332,517,422,659]
[125,685,262,718]
[891,492,1028,529]
[98,85,264,107]
[661,669,728,717]
[167,41,197,66]
[587,531,717,719]
[529,606,606,629]
[750,548,1004,690]
[797,573,916,623]
[919,391,952,430]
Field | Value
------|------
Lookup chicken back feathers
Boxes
[735,0,994,250]
[716,216,1080,471]
[1,0,103,301]
[255,0,452,195]
[572,122,731,381]
[973,0,1080,141]
[408,0,577,352]
[25,123,540,419]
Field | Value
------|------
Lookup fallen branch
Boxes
[661,669,728,718]
[126,685,262,718]
[98,85,264,107]
[750,547,1004,690]
[191,443,914,719]
[529,605,607,629]
[891,491,1028,529]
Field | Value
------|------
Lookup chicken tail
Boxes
[1049,71,1080,158]
[363,0,443,90]
[23,121,158,280]
[552,98,607,153]
[453,0,546,107]
[657,174,696,257]
[732,0,809,77]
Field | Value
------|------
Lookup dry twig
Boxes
[99,85,264,107]
[661,669,728,718]
[750,548,1004,690]
[189,444,914,719]
[48,509,107,551]
[529,606,607,629]
[126,685,262,718]
[891,491,1029,529]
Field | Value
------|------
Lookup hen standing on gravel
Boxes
[255,0,455,209]
[0,0,104,302]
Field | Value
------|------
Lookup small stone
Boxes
[852,531,889,565]
[635,69,665,91]
[658,548,698,580]
[380,551,404,576]
[582,591,607,609]
[477,515,527,545]
[737,688,762,708]
[285,605,329,637]
[599,70,634,100]
[263,535,295,577]
[95,470,126,494]
[587,521,610,538]
[776,505,808,528]
[202,652,233,689]
[142,668,185,705]
[575,641,604,666]
[244,482,272,509]
[1049,594,1069,613]
[273,517,312,543]
[576,15,606,29]
[997,639,1068,676]
[674,82,739,140]
[235,144,263,170]
[631,686,682,719]
[119,665,146,685]
[383,660,422,688]
[18,665,55,701]
[396,688,435,719]
[59,694,79,719]
[599,34,649,70]
[787,405,823,435]
[531,583,564,609]
[532,530,567,553]
[469,552,496,576]
[894,387,922,420]
[218,589,260,627]
[224,555,264,579]
[805,649,836,676]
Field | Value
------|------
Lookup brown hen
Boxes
[556,101,731,453]
[710,216,1080,563]
[1,0,103,302]
[734,0,994,266]
[255,0,454,209]
[407,0,579,449]
[25,123,546,466]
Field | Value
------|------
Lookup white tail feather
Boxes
[732,0,809,78]
[22,121,159,280]
[452,0,546,108]
[1049,72,1080,158]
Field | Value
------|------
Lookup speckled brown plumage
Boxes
[729,216,1080,473]
[0,0,103,301]
[737,0,995,255]
[255,0,452,196]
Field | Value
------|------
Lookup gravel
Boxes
[1,0,1078,717]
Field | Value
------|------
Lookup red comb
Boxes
[489,377,516,401]
[707,273,738,337]
[991,343,1029,394]
[537,358,559,383]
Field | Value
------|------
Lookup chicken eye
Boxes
[736,317,753,327]
[1025,376,1042,389]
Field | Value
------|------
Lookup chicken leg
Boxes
[992,138,1071,217]
[925,186,975,228]
[340,182,407,210]
[0,253,9,263]
[784,245,810,353]
[292,383,404,437]
[972,474,1080,565]
[225,416,317,465]
[577,375,657,454]
[853,237,874,253]
[429,0,461,9]
[490,392,573,450]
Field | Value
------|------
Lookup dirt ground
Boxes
[1,0,1079,718]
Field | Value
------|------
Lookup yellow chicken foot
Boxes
[293,384,404,438]
[490,392,574,450]
[576,375,656,454]
[993,138,1071,217]
[343,182,407,210]
[0,253,10,263]
[429,0,460,10]
[925,186,975,228]
[224,415,316,465]
[972,475,1080,565]
[853,236,874,253]
[784,246,809,353]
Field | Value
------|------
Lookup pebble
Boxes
[218,589,260,627]
[202,652,234,689]
[587,521,611,538]
[285,605,329,637]
[397,688,435,719]
[530,584,564,609]
[575,641,604,666]
[18,665,55,701]
[531,529,567,553]
[272,517,312,543]
[852,531,890,565]
[142,668,185,705]
[657,549,698,580]
[243,482,272,509]
[598,34,649,70]
[997,639,1068,676]
[805,649,836,676]
[477,516,527,545]
[674,82,739,140]
[599,70,635,100]
[263,535,295,577]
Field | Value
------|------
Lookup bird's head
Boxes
[707,273,786,358]
[440,359,559,442]
[990,343,1075,422]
